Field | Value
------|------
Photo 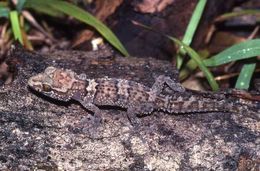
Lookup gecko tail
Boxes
[155,95,243,114]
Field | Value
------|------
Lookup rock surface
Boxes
[0,45,259,170]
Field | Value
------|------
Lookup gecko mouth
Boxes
[28,84,42,92]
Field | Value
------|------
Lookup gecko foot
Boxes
[122,123,148,145]
[76,114,103,139]
[125,106,152,144]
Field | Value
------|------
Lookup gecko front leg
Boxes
[126,102,155,126]
[78,101,102,124]
[151,75,185,95]
[75,100,104,138]
[124,103,155,144]
[71,91,102,124]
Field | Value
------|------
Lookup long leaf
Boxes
[179,49,209,80]
[235,63,256,89]
[24,0,129,56]
[177,0,207,69]
[24,1,64,17]
[0,7,9,18]
[215,10,260,22]
[132,21,219,90]
[9,11,23,44]
[204,39,260,67]
[168,36,219,91]
[16,0,26,12]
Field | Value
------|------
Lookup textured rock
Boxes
[0,45,259,170]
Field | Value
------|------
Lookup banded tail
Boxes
[154,94,242,114]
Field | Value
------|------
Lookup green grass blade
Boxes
[131,21,218,90]
[215,9,260,22]
[16,0,26,12]
[179,49,209,80]
[177,0,207,69]
[24,0,64,17]
[51,1,129,56]
[182,0,207,46]
[203,39,260,67]
[0,7,9,18]
[168,36,219,91]
[25,0,129,56]
[9,11,23,44]
[235,63,256,89]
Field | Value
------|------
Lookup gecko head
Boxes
[28,66,85,101]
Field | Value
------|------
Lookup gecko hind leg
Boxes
[151,75,185,95]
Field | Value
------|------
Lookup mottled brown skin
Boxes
[28,66,239,125]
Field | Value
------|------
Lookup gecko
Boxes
[28,66,241,126]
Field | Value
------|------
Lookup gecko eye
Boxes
[42,84,52,92]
